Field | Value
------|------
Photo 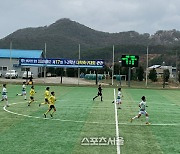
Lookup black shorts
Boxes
[49,105,55,109]
[45,98,49,103]
[30,96,34,100]
[98,92,102,96]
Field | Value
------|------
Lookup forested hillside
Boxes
[0,18,180,66]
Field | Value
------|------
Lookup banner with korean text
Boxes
[19,58,104,68]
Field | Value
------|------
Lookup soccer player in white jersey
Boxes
[112,88,123,109]
[16,82,27,100]
[1,84,9,107]
[131,96,150,125]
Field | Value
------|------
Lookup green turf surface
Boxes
[0,85,180,154]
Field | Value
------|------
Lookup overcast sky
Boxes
[1,0,180,39]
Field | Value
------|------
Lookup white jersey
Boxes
[116,91,122,104]
[22,84,26,91]
[2,87,7,96]
[117,91,121,99]
[2,87,7,99]
[139,101,146,111]
[22,84,26,95]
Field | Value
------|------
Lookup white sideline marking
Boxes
[114,89,120,154]
[2,103,180,126]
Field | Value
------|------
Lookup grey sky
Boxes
[1,0,180,39]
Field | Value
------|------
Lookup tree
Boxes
[136,66,144,81]
[162,69,170,88]
[163,69,170,82]
[114,63,121,75]
[178,71,180,83]
[149,68,157,82]
[66,68,77,77]
[121,67,134,80]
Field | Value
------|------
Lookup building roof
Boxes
[0,49,43,58]
[149,65,176,71]
[148,65,161,69]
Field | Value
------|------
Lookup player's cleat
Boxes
[146,122,151,125]
[16,93,18,96]
[39,104,41,107]
[44,114,46,118]
[24,99,27,100]
[50,114,53,118]
[28,103,30,106]
[112,101,114,103]
[93,98,95,101]
[118,107,121,109]
[6,105,10,107]
[130,118,133,123]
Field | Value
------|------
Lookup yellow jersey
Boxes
[45,90,50,99]
[48,95,56,106]
[30,89,35,97]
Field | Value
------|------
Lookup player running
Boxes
[16,82,27,100]
[93,84,103,101]
[44,91,56,118]
[28,86,36,106]
[1,84,9,107]
[130,96,150,125]
[112,88,123,109]
[39,87,50,107]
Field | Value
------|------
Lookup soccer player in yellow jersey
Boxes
[28,86,35,106]
[39,87,50,107]
[44,91,56,118]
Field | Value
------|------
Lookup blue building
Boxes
[0,49,43,78]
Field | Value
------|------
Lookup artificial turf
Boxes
[0,85,179,154]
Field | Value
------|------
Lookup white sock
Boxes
[132,116,138,120]
[6,101,9,106]
[146,116,149,122]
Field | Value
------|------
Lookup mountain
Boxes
[0,18,180,63]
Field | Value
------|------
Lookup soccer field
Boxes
[0,85,180,154]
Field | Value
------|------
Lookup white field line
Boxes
[114,89,120,154]
[3,103,115,125]
[2,103,180,126]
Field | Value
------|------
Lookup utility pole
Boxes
[176,50,178,82]
[162,61,165,88]
[112,45,114,85]
[128,67,131,87]
[44,43,46,83]
[10,42,12,80]
[78,44,80,85]
[145,46,149,87]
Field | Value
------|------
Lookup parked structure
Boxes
[148,65,176,78]
[0,49,43,78]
